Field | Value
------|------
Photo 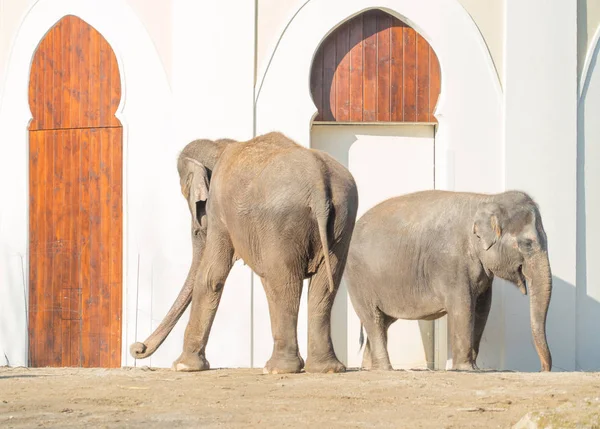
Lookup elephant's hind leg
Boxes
[173,229,234,372]
[359,308,394,371]
[304,248,349,374]
[262,277,304,374]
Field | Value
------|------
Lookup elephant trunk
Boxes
[524,251,553,372]
[129,255,198,359]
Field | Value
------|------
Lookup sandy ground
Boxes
[0,367,599,428]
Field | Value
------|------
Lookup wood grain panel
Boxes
[29,15,121,131]
[29,127,122,368]
[322,35,337,121]
[28,15,122,368]
[402,25,417,122]
[377,14,391,121]
[310,9,441,123]
[390,20,405,121]
[362,11,377,122]
[335,23,350,121]
[349,16,363,122]
[416,34,431,122]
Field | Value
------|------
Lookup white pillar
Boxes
[504,0,578,371]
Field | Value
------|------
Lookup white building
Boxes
[0,0,598,372]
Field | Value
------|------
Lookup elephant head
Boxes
[129,138,234,360]
[472,191,552,371]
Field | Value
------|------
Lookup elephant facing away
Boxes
[130,132,358,374]
[345,190,552,372]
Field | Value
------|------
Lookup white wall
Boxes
[577,29,600,371]
[504,0,578,371]
[163,0,256,369]
[126,0,173,85]
[0,0,31,106]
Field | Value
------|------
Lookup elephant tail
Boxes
[314,198,336,294]
[358,323,365,350]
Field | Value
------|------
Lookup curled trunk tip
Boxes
[130,342,149,359]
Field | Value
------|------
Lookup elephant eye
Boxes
[517,238,534,253]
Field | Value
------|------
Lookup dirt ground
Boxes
[1,367,599,428]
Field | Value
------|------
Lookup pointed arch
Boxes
[28,15,122,131]
[310,9,441,123]
[28,15,123,367]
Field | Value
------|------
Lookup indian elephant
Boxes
[345,190,552,372]
[130,132,358,374]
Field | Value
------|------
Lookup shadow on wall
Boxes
[500,276,600,372]
[577,63,600,370]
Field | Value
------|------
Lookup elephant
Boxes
[130,132,359,374]
[345,190,552,372]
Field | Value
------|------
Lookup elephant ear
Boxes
[473,203,503,250]
[181,157,210,227]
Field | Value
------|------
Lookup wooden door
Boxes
[28,16,123,367]
[310,9,441,123]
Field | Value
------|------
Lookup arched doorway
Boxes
[310,9,441,369]
[28,15,123,367]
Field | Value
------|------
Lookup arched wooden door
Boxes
[28,15,123,367]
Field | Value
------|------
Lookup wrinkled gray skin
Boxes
[130,132,358,374]
[346,190,552,372]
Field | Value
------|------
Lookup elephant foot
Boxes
[305,357,346,374]
[451,361,478,372]
[361,362,392,371]
[263,355,304,374]
[172,352,210,372]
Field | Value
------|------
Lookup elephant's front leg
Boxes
[173,232,234,372]
[448,293,477,371]
[262,278,304,374]
[472,287,493,366]
[305,265,346,373]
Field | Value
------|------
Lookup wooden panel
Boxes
[390,19,405,121]
[29,128,122,368]
[322,35,337,121]
[29,15,121,131]
[362,11,377,121]
[28,15,122,368]
[335,23,350,121]
[416,34,431,122]
[402,26,417,122]
[349,16,363,121]
[376,14,391,121]
[310,9,441,123]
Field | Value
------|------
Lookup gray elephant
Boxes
[130,132,358,374]
[345,190,552,372]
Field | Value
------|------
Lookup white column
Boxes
[504,0,578,371]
